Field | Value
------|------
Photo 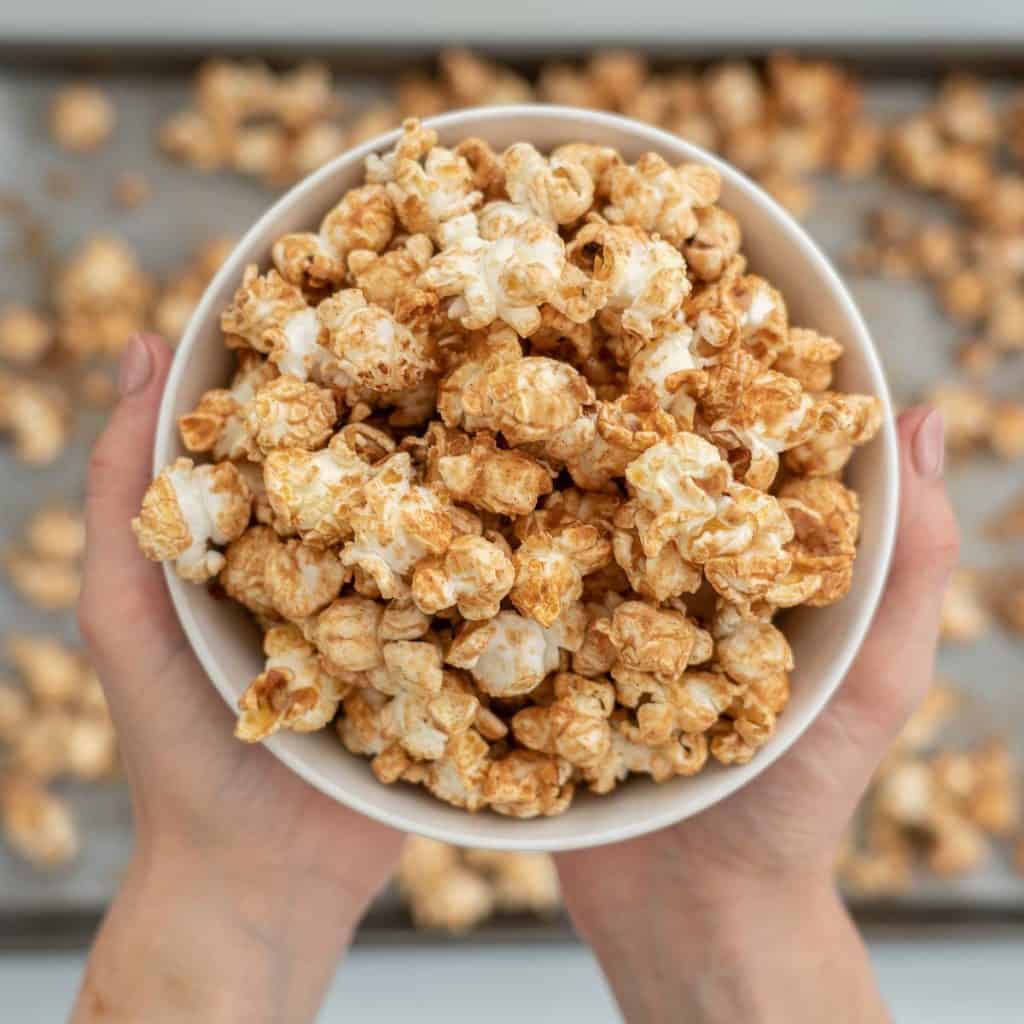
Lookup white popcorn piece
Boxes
[568,219,690,340]
[132,458,251,581]
[603,151,720,247]
[411,534,514,621]
[446,609,581,698]
[236,624,348,742]
[341,452,453,599]
[263,434,373,548]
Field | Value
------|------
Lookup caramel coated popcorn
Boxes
[49,84,115,153]
[137,124,880,817]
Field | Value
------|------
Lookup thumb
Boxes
[789,404,959,804]
[78,334,185,675]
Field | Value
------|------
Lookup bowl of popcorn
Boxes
[137,107,898,850]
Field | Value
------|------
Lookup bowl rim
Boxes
[155,105,900,851]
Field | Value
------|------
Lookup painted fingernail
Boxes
[912,407,945,480]
[118,335,153,398]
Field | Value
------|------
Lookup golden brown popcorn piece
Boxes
[569,219,690,340]
[236,624,347,742]
[596,600,712,686]
[66,713,118,781]
[244,374,336,455]
[684,206,742,283]
[0,373,68,465]
[379,665,479,763]
[265,539,346,621]
[133,458,251,582]
[927,382,992,452]
[179,352,277,460]
[461,353,597,461]
[612,501,701,603]
[783,392,883,478]
[702,62,764,131]
[989,402,1024,460]
[308,596,385,677]
[603,152,720,248]
[411,535,514,621]
[464,848,561,916]
[420,210,569,337]
[939,568,991,644]
[272,184,395,290]
[399,837,495,932]
[423,728,492,812]
[512,672,615,771]
[511,522,611,628]
[318,288,436,395]
[347,234,434,311]
[565,390,676,491]
[773,327,844,392]
[23,507,82,565]
[0,305,53,366]
[714,611,793,715]
[159,109,228,171]
[2,548,80,610]
[54,235,152,359]
[624,431,732,559]
[703,348,819,490]
[586,712,708,791]
[770,477,860,609]
[446,608,582,698]
[5,635,83,706]
[501,142,595,225]
[49,84,115,152]
[341,452,453,599]
[263,433,372,547]
[485,749,574,819]
[219,526,280,618]
[0,777,78,869]
[430,428,553,517]
[12,708,73,781]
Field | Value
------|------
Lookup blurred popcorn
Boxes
[49,84,115,153]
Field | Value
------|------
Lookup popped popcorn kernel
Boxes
[510,522,612,628]
[265,538,346,620]
[411,534,514,621]
[244,374,337,455]
[484,749,574,818]
[1,777,78,869]
[263,433,372,547]
[49,84,115,153]
[783,391,883,477]
[0,305,53,366]
[236,624,347,742]
[132,458,251,581]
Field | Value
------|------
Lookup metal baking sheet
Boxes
[0,58,1022,948]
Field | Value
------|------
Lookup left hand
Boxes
[74,334,402,1022]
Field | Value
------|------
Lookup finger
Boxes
[79,334,184,672]
[782,405,958,804]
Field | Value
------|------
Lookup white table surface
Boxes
[4,931,1023,1022]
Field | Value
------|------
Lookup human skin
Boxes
[74,334,953,1023]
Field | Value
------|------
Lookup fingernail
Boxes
[118,335,152,398]
[912,408,945,479]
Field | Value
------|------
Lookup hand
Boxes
[555,406,956,1024]
[74,335,402,1023]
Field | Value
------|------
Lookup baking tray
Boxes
[1,56,1022,949]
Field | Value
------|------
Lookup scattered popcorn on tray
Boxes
[839,682,1020,895]
[0,776,78,869]
[0,371,69,465]
[0,304,54,366]
[49,84,116,154]
[939,568,991,644]
[135,122,883,818]
[112,172,150,211]
[54,235,153,359]
[152,237,235,343]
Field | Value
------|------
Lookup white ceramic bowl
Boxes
[155,106,899,851]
